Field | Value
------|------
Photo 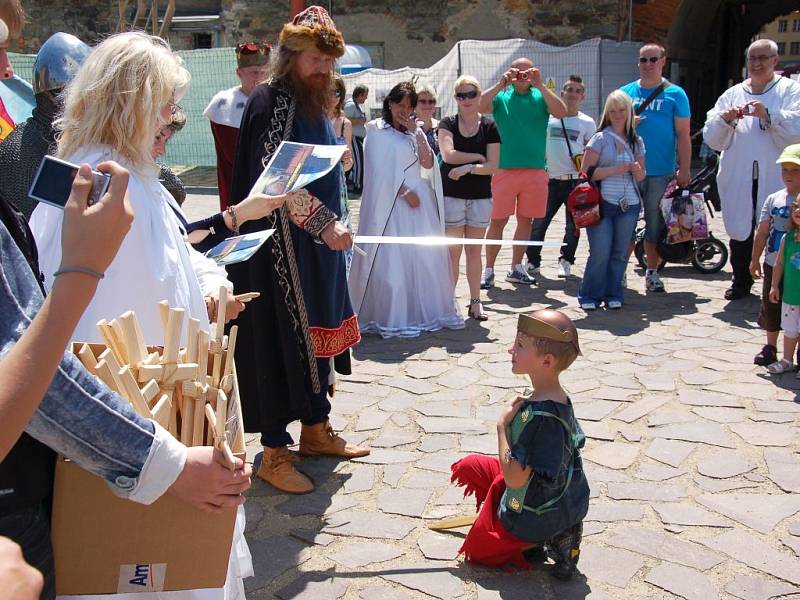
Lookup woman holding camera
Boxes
[438,76,500,320]
[577,90,646,311]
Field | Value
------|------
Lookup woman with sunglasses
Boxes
[438,76,501,321]
[416,84,440,156]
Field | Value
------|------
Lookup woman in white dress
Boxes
[349,81,464,338]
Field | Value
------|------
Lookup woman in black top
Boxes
[438,76,501,320]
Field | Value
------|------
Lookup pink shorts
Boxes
[490,168,549,220]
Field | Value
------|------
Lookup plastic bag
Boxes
[661,189,709,244]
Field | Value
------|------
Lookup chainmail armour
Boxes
[0,94,59,220]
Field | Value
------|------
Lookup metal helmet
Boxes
[33,32,91,95]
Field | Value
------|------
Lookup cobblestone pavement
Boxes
[183,193,800,600]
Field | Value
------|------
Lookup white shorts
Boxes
[781,302,800,338]
[444,196,493,229]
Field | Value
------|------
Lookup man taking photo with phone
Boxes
[479,57,567,288]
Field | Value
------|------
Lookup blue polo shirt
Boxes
[620,79,690,176]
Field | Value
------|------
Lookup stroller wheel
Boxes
[692,238,728,273]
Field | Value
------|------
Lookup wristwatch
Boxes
[504,448,515,463]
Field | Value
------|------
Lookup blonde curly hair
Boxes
[56,32,190,169]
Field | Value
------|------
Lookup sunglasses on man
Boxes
[455,90,479,101]
[639,56,661,64]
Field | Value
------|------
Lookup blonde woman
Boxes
[577,90,646,311]
[438,75,500,320]
[416,83,440,155]
[30,30,257,598]
[30,32,261,343]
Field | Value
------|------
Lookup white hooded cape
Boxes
[348,119,445,316]
[30,145,230,345]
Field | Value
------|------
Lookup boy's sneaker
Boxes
[557,258,571,278]
[547,524,582,581]
[506,265,537,285]
[526,263,541,277]
[480,268,495,290]
[646,270,665,293]
[754,344,778,366]
[522,546,548,564]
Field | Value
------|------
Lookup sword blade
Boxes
[353,236,564,247]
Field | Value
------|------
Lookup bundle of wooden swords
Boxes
[72,287,248,469]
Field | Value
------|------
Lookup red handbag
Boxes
[567,173,602,228]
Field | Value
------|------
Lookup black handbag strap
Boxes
[560,119,575,159]
[635,81,670,116]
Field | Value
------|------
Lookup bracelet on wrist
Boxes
[226,205,239,235]
[53,266,104,280]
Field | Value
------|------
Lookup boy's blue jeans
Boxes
[578,201,639,306]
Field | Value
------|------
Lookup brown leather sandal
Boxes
[467,298,488,321]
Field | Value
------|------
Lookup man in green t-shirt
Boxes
[478,57,567,288]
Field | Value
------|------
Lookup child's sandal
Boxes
[767,358,794,374]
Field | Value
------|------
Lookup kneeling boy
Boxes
[451,309,590,579]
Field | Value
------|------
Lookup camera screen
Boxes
[29,157,79,208]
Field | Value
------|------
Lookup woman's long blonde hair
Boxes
[597,90,638,148]
[56,32,190,169]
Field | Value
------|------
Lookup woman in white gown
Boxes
[349,81,464,338]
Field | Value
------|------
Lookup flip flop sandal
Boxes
[467,298,488,321]
[767,359,794,374]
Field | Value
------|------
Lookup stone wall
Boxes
[12,0,674,66]
[222,0,624,68]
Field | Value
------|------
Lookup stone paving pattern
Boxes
[183,194,800,600]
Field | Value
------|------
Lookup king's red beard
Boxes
[290,70,332,119]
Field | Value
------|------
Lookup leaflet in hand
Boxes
[248,141,346,197]
[205,229,275,266]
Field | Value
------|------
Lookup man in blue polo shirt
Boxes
[621,43,691,294]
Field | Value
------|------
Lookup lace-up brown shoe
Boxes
[257,446,314,494]
[299,420,371,458]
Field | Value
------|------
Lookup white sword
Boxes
[351,236,564,256]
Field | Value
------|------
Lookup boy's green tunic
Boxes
[499,397,591,542]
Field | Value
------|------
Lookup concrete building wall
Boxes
[760,10,800,67]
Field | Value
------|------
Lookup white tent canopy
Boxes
[338,45,373,74]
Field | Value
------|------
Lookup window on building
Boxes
[778,19,788,32]
[192,32,213,49]
[777,42,786,55]
[793,19,800,32]
[791,41,800,56]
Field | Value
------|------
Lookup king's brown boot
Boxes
[299,420,371,458]
[257,446,314,494]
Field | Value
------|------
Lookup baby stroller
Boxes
[634,155,728,274]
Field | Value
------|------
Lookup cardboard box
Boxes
[52,340,245,594]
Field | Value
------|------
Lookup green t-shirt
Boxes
[491,86,550,169]
[783,233,800,306]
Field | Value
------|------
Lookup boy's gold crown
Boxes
[517,309,581,355]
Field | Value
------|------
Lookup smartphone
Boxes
[28,155,111,210]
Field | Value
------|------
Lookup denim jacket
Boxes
[0,220,186,504]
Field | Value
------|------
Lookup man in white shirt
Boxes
[703,38,800,301]
[526,75,596,278]
[204,42,270,211]
[344,84,368,194]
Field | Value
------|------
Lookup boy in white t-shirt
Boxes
[526,76,597,278]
